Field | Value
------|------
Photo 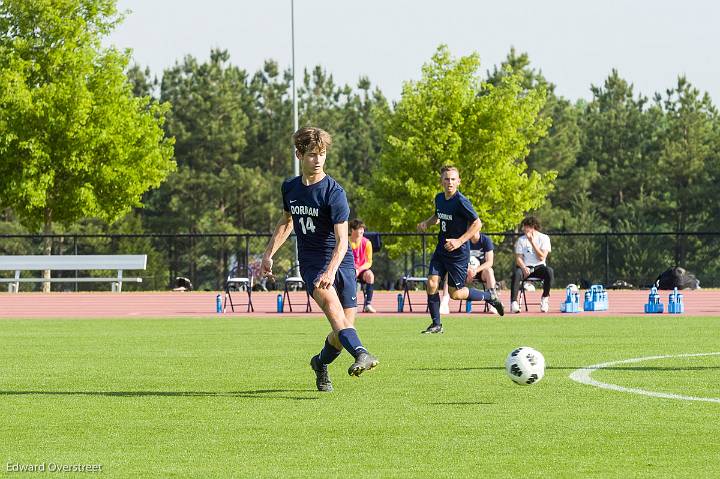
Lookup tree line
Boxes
[2,0,719,289]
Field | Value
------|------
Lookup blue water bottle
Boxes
[277,294,284,313]
[397,293,404,312]
[216,294,222,313]
[466,300,472,313]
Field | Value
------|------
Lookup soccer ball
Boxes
[505,347,545,385]
[566,283,579,294]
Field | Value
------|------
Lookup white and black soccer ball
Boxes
[505,347,545,385]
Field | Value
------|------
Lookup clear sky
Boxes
[108,0,720,103]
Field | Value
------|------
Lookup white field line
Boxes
[569,352,720,403]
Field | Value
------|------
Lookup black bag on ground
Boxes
[654,267,700,290]
[174,276,193,291]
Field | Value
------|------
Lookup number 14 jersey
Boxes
[282,175,354,269]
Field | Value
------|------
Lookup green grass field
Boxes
[1,314,719,478]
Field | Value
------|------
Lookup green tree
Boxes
[149,49,251,231]
[329,77,389,216]
[241,60,294,177]
[654,77,720,266]
[297,67,389,215]
[487,48,583,227]
[577,70,660,226]
[141,50,254,288]
[361,45,553,256]
[0,0,175,289]
[126,64,156,98]
[0,0,175,232]
[573,71,667,283]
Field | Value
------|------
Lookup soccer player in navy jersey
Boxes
[261,127,378,392]
[440,224,499,314]
[417,166,504,333]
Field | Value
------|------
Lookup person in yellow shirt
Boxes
[350,219,377,313]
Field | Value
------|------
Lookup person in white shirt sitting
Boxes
[510,216,554,313]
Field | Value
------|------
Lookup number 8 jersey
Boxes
[282,175,354,270]
[434,191,479,259]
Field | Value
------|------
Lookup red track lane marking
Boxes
[0,290,718,318]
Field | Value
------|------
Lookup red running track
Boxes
[0,290,718,318]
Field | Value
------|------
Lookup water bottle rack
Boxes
[560,286,580,313]
[583,285,609,311]
[668,287,684,314]
[644,287,664,313]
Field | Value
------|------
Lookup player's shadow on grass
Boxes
[411,366,720,371]
[0,389,319,400]
[411,367,503,371]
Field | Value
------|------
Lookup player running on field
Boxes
[440,225,499,315]
[261,127,378,392]
[417,166,504,333]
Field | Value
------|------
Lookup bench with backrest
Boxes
[0,255,147,293]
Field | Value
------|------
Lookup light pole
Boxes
[291,0,299,175]
[291,0,300,276]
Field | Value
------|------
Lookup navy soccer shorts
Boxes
[429,252,469,290]
[302,265,358,309]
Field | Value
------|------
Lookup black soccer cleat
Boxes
[487,291,505,316]
[421,324,444,334]
[348,351,379,377]
[310,355,333,392]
